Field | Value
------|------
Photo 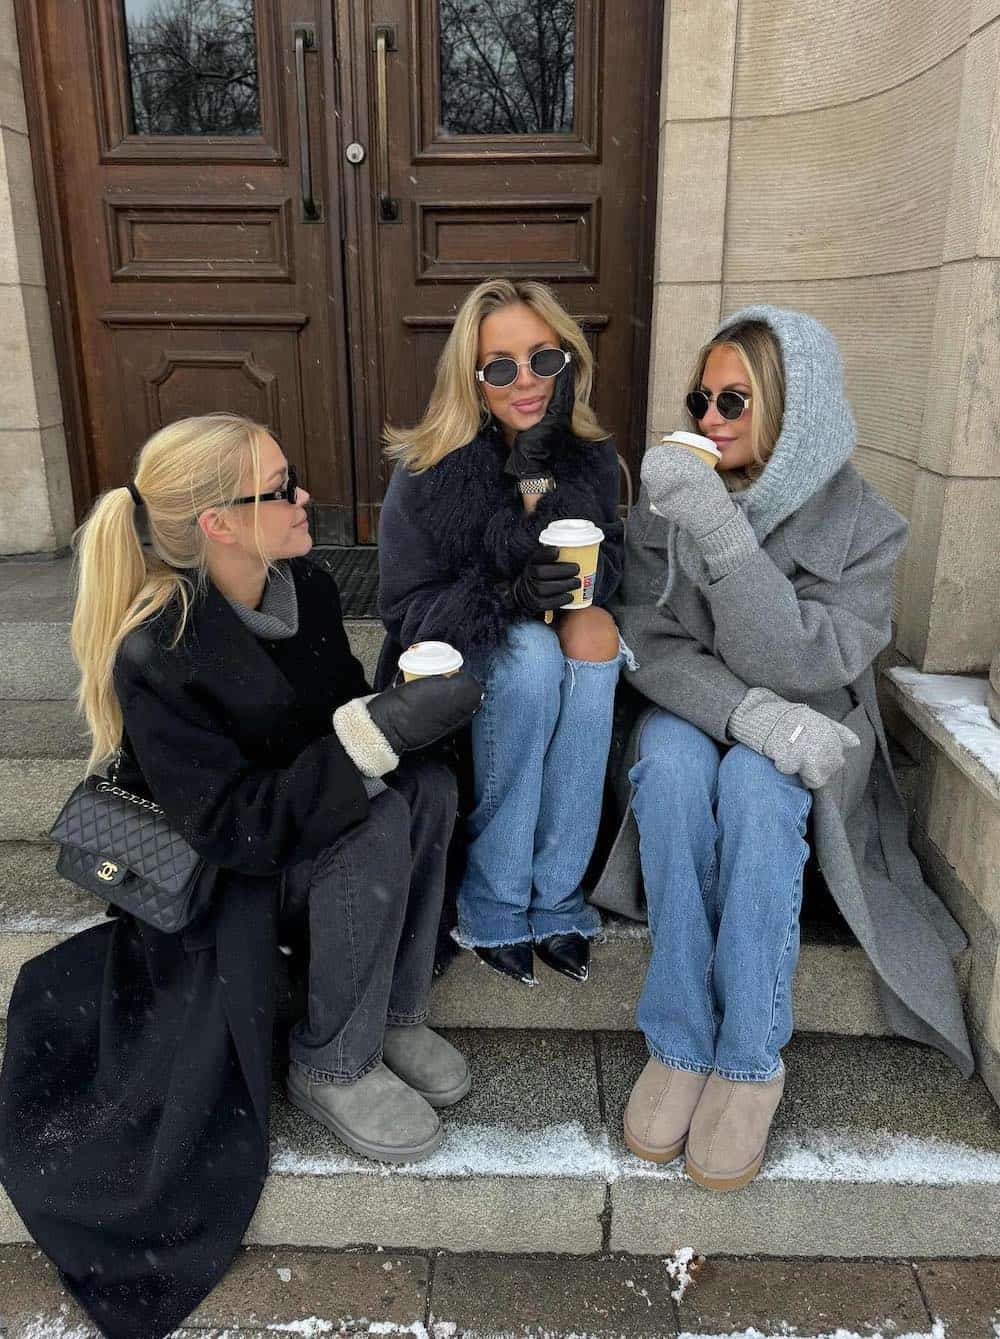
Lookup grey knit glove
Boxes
[728,688,861,790]
[640,446,758,580]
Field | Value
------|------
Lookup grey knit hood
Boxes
[715,305,857,542]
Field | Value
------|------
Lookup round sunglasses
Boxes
[231,464,300,507]
[685,388,752,422]
[476,347,570,389]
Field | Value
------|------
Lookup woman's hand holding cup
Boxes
[498,542,581,618]
[366,672,484,755]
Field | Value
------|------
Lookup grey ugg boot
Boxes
[382,1024,471,1107]
[624,1058,710,1163]
[287,1062,442,1163]
[685,1064,785,1191]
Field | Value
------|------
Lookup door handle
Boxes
[294,26,321,221]
[374,26,399,221]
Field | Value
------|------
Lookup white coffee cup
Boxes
[397,641,464,682]
[537,518,605,609]
[660,430,722,468]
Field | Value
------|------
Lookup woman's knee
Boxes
[556,605,619,663]
[630,710,719,794]
[489,621,565,704]
[719,744,809,809]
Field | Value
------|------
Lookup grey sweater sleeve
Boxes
[612,494,749,744]
[706,500,908,700]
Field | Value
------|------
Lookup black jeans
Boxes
[281,758,457,1083]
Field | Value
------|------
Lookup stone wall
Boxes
[0,0,73,555]
[649,0,1000,673]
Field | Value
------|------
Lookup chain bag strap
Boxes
[49,747,206,934]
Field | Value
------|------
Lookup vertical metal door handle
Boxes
[294,26,321,221]
[374,27,399,221]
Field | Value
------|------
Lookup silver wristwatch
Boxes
[517,475,556,496]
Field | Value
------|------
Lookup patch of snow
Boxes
[276,1266,293,1283]
[430,1324,457,1339]
[266,1322,336,1336]
[663,1245,701,1302]
[677,1329,946,1339]
[623,1129,1000,1185]
[0,902,106,934]
[365,1325,429,1338]
[889,668,1000,783]
[271,1122,617,1180]
[17,1316,95,1339]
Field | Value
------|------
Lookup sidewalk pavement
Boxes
[1,1245,997,1338]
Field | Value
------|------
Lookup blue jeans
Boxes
[456,620,620,947]
[629,709,812,1082]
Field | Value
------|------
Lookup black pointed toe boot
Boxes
[473,942,537,986]
[535,933,590,983]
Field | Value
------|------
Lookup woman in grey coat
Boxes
[593,306,973,1192]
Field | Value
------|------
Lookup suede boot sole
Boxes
[623,1116,686,1164]
[685,1145,765,1191]
[286,1082,443,1164]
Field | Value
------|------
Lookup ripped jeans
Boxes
[456,619,622,947]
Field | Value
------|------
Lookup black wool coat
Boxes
[0,559,371,1339]
[375,421,625,684]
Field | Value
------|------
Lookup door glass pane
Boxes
[439,0,575,135]
[122,0,262,136]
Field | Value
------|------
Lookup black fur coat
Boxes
[376,421,624,681]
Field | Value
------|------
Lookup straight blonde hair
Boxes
[72,413,272,772]
[384,278,609,472]
[687,320,785,488]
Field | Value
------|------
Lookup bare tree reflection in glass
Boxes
[439,0,576,136]
[123,0,261,137]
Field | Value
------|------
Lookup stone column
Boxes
[0,0,73,555]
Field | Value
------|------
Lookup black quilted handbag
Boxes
[49,760,205,934]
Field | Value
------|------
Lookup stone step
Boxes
[1,1023,997,1257]
[0,560,383,698]
[0,841,891,1036]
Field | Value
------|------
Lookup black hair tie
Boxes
[126,481,144,508]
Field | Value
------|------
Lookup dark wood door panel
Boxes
[337,0,660,539]
[22,0,355,540]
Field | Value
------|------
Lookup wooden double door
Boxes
[20,0,661,542]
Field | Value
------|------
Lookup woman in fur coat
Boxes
[597,307,973,1192]
[378,278,626,987]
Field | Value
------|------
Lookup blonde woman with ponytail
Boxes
[0,413,482,1339]
[378,278,627,990]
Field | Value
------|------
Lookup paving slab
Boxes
[674,1258,930,1334]
[190,1246,429,1330]
[0,699,89,758]
[430,1253,678,1336]
[602,1032,1000,1257]
[917,1260,1000,1337]
[0,757,82,840]
[252,1028,606,1254]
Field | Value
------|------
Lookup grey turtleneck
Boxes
[225,561,299,640]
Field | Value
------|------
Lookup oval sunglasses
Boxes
[685,388,752,421]
[476,347,571,389]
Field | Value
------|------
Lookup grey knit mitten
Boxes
[728,688,860,790]
[640,446,757,579]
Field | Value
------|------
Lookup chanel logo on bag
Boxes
[96,860,119,882]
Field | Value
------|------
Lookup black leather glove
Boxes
[366,671,484,755]
[503,356,574,479]
[498,542,580,616]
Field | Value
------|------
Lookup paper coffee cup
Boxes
[398,641,464,682]
[661,430,721,469]
[537,518,605,610]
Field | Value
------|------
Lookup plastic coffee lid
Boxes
[661,430,721,460]
[537,518,605,548]
[398,641,464,675]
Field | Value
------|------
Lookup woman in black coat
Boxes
[378,278,626,988]
[0,413,480,1339]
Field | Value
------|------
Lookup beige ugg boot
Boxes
[685,1064,785,1191]
[624,1058,710,1163]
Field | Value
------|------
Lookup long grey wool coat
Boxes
[590,305,973,1078]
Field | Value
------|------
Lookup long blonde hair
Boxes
[687,320,785,488]
[384,278,609,472]
[72,413,272,772]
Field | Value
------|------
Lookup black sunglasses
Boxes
[231,464,300,507]
[685,388,752,422]
[476,347,570,389]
